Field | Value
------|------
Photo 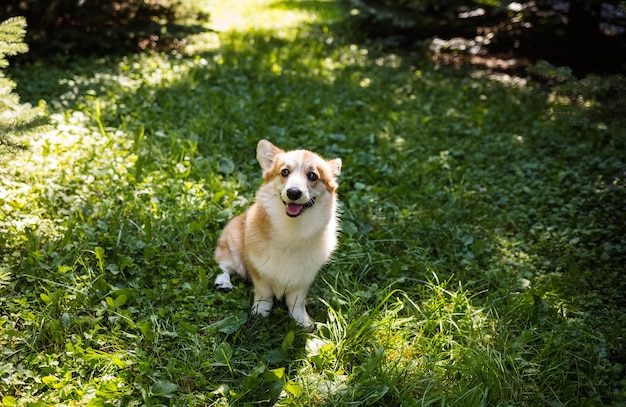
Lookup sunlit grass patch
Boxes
[306,276,543,405]
[208,0,340,32]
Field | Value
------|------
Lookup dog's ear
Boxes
[327,158,342,179]
[256,139,283,171]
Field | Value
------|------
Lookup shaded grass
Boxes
[2,0,625,405]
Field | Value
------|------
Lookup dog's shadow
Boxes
[209,303,319,403]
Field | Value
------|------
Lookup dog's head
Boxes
[256,139,341,218]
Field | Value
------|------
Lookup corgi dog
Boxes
[214,139,342,329]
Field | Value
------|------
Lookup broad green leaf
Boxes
[151,380,178,398]
[138,319,154,339]
[57,265,73,274]
[282,330,295,350]
[42,375,58,385]
[87,397,106,407]
[39,293,51,305]
[264,348,287,363]
[264,367,284,382]
[114,294,128,308]
[218,157,235,174]
[94,247,105,273]
[285,381,302,397]
[341,220,358,237]
[214,312,247,335]
[2,396,17,407]
[213,342,233,366]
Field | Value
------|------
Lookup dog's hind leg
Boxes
[214,214,247,291]
[214,266,234,291]
[214,250,246,291]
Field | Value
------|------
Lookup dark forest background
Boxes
[1,0,625,75]
[345,0,626,75]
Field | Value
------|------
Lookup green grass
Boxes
[2,0,625,405]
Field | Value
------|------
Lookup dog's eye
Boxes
[307,172,318,182]
[281,168,290,177]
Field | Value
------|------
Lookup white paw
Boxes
[297,316,315,332]
[251,299,273,317]
[214,270,233,291]
[291,309,314,331]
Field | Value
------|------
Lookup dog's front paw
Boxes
[298,318,315,332]
[251,299,273,317]
[291,310,314,331]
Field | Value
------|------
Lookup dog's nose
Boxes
[286,188,302,201]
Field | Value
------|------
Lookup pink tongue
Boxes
[286,203,303,216]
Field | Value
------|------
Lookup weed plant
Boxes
[1,0,625,405]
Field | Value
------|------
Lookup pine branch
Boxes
[0,16,47,155]
[0,17,28,69]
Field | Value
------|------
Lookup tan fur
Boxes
[214,139,341,329]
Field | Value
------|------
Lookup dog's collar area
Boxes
[284,198,316,217]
